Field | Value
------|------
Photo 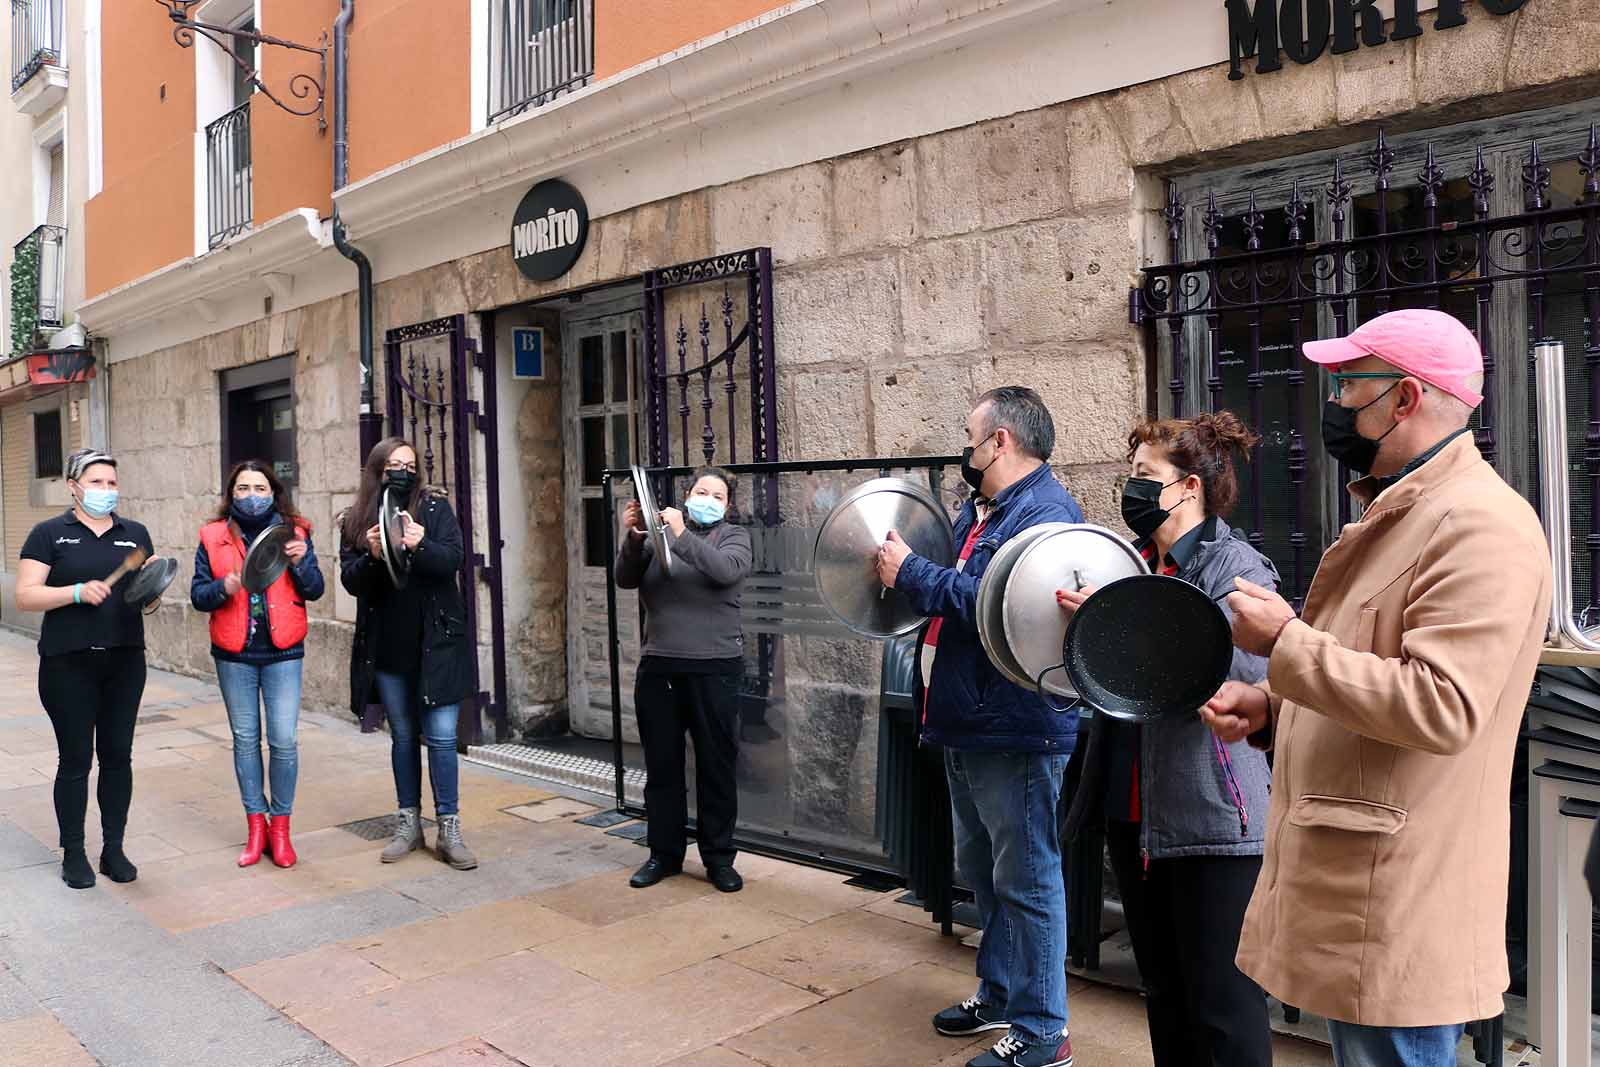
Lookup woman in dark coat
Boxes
[1059,411,1279,1067]
[340,437,477,870]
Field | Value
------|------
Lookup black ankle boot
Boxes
[99,844,137,884]
[62,848,95,889]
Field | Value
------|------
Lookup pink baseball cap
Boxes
[1302,309,1484,408]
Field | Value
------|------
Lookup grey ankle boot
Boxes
[435,814,477,870]
[380,807,423,863]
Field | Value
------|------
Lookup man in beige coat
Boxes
[1201,309,1553,1066]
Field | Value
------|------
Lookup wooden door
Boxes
[562,311,644,740]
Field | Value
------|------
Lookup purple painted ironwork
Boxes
[383,315,507,744]
[642,247,780,516]
[1129,125,1600,608]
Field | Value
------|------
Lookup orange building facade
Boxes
[84,0,795,300]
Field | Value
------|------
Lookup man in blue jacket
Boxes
[877,385,1084,1067]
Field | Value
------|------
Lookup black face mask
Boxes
[961,432,998,493]
[1321,384,1400,475]
[1120,476,1185,540]
[382,469,418,497]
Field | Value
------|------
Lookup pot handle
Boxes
[1035,663,1079,714]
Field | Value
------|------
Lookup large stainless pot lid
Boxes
[242,524,295,594]
[979,523,1148,696]
[630,465,674,577]
[378,489,412,589]
[977,524,1058,690]
[814,477,955,639]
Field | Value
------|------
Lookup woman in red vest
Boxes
[190,460,325,869]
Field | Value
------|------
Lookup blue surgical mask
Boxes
[80,488,118,518]
[685,496,726,527]
[231,494,274,521]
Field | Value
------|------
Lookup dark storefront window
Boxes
[221,356,297,487]
[32,408,61,479]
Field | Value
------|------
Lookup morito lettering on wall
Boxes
[1225,0,1526,81]
[511,179,590,282]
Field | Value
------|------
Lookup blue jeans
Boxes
[215,658,302,817]
[946,747,1071,1044]
[374,671,460,816]
[1328,1021,1466,1067]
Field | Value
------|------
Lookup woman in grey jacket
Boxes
[1059,411,1277,1067]
[616,466,753,894]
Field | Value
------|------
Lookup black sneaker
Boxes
[967,1032,1073,1067]
[933,995,1009,1037]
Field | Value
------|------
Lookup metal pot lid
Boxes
[242,523,295,594]
[378,489,412,590]
[630,465,674,578]
[1001,524,1148,697]
[1064,573,1233,722]
[813,477,955,639]
[977,524,1058,691]
[122,556,179,606]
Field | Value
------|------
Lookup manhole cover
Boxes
[136,713,176,726]
[337,813,437,841]
[575,810,633,828]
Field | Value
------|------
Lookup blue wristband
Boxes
[73,583,82,605]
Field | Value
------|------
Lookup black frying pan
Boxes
[1062,573,1234,722]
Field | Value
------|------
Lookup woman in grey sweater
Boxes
[1058,411,1278,1067]
[616,466,753,893]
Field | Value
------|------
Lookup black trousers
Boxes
[37,648,146,851]
[1105,820,1272,1067]
[635,669,740,868]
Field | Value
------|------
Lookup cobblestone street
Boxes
[0,630,1341,1066]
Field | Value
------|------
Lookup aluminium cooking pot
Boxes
[976,523,1148,696]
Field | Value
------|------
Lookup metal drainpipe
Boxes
[329,0,382,459]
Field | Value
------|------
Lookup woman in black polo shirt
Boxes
[15,448,155,890]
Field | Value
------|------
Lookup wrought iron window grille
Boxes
[10,0,63,94]
[205,102,252,249]
[1132,114,1600,621]
[153,0,327,129]
[8,224,66,355]
[488,0,594,125]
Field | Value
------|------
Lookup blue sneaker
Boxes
[933,995,1009,1037]
[967,1031,1073,1067]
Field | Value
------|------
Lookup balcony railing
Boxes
[205,102,253,250]
[488,0,593,125]
[9,224,66,355]
[10,0,63,95]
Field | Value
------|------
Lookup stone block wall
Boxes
[105,0,1600,729]
[111,291,365,714]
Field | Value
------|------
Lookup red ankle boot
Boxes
[267,815,297,869]
[238,814,268,868]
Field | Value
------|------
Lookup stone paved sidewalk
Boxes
[0,629,1335,1066]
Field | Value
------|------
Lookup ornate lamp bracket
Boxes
[154,1,327,130]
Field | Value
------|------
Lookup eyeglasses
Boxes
[1328,371,1404,399]
[384,462,418,473]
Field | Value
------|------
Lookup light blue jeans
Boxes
[946,747,1072,1044]
[1327,1020,1466,1067]
[215,658,302,817]
[374,671,460,816]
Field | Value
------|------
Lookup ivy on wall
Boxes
[9,236,40,358]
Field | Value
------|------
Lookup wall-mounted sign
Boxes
[511,179,589,282]
[27,350,96,386]
[512,327,545,380]
[1226,0,1525,81]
